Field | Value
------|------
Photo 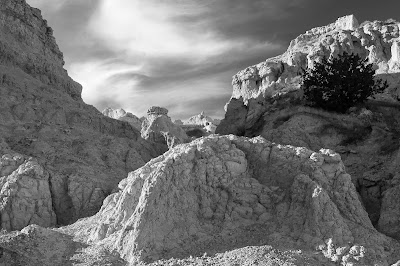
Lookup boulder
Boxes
[69,135,399,265]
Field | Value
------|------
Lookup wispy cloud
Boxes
[78,0,288,118]
[34,0,396,119]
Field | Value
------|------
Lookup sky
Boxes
[26,0,400,120]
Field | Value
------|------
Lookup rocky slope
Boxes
[216,15,400,238]
[102,107,143,131]
[0,0,164,230]
[2,135,400,265]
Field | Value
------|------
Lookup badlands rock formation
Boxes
[0,0,163,230]
[183,111,221,134]
[216,15,400,236]
[102,107,143,131]
[141,106,188,148]
[2,5,400,265]
[217,15,400,136]
[185,111,221,127]
[61,135,400,265]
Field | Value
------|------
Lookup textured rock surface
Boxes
[141,106,188,148]
[102,107,142,131]
[0,0,163,229]
[0,153,56,230]
[217,15,400,136]
[66,135,400,265]
[0,224,126,266]
[219,98,400,228]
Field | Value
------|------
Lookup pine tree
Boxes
[302,52,388,113]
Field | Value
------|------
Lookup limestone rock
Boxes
[0,0,164,230]
[102,107,142,131]
[0,153,56,230]
[141,106,188,148]
[69,135,398,265]
[217,15,400,135]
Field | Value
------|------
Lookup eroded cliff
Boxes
[0,0,164,230]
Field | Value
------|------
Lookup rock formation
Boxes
[184,111,220,134]
[215,15,400,236]
[2,6,400,265]
[185,111,220,126]
[174,119,184,125]
[102,107,142,131]
[63,135,400,265]
[141,106,188,148]
[0,0,164,230]
[217,15,400,136]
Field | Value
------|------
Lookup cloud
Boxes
[64,0,288,119]
[32,0,348,120]
[88,0,263,60]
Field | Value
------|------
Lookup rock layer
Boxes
[0,0,163,229]
[68,135,399,265]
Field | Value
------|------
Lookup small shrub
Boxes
[302,52,388,113]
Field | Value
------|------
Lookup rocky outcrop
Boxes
[0,0,82,100]
[0,153,56,230]
[0,0,164,230]
[102,107,142,131]
[184,112,220,134]
[65,135,399,265]
[217,15,400,136]
[185,111,220,126]
[141,106,188,148]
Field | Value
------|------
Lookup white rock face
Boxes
[69,135,397,265]
[217,15,400,136]
[230,15,400,106]
[141,106,188,148]
[102,107,142,131]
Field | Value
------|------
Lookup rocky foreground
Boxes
[1,2,400,265]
